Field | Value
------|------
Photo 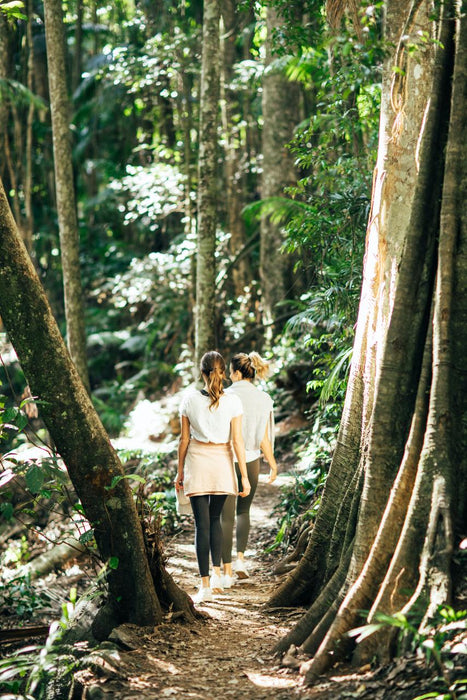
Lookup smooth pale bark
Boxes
[23,0,35,253]
[221,0,250,296]
[0,180,197,632]
[259,6,300,334]
[43,0,90,392]
[270,0,467,682]
[72,0,83,93]
[195,0,220,365]
[0,14,10,182]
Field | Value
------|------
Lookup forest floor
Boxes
[65,469,466,700]
[1,401,466,699]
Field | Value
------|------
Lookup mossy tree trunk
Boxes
[195,0,220,366]
[270,0,467,682]
[0,180,196,634]
[43,0,90,392]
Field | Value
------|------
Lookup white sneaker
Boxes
[193,586,213,604]
[234,559,249,579]
[221,574,234,589]
[210,573,224,593]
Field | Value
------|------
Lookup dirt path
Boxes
[71,473,319,699]
[72,470,448,700]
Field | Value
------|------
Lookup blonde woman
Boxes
[221,352,277,586]
[175,351,250,604]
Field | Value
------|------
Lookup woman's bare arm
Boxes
[231,415,250,497]
[260,420,278,483]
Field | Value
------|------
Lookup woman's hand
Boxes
[174,474,184,491]
[238,477,251,498]
[268,466,277,484]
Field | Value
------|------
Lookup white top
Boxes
[179,389,243,443]
[225,381,274,461]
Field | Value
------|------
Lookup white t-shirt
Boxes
[225,381,274,461]
[179,389,243,443]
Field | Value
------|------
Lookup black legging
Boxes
[221,458,260,564]
[190,494,228,578]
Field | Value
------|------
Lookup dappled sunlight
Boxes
[112,396,180,454]
[244,671,298,689]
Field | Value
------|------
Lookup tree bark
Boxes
[220,0,251,296]
[72,0,83,94]
[0,179,196,632]
[259,6,301,337]
[23,0,35,253]
[0,13,11,183]
[270,0,467,682]
[43,0,90,392]
[195,0,220,365]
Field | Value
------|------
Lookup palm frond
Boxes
[319,345,353,405]
[242,196,311,228]
[0,78,47,110]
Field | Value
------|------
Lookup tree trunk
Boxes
[72,0,83,94]
[23,0,35,253]
[259,6,301,337]
[0,13,11,183]
[43,0,90,392]
[0,179,196,634]
[195,0,220,366]
[270,0,467,682]
[220,0,251,296]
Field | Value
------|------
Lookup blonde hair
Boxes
[200,351,226,409]
[230,352,269,381]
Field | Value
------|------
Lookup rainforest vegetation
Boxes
[0,0,466,698]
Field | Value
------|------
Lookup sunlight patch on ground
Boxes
[244,670,298,688]
[112,396,179,454]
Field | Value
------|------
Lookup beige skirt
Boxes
[183,441,238,497]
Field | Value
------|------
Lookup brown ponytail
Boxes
[200,351,226,409]
[231,351,270,381]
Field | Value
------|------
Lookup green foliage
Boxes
[268,456,328,552]
[0,589,77,699]
[0,0,26,20]
[350,606,467,700]
[0,392,29,449]
[118,449,181,534]
[0,572,52,618]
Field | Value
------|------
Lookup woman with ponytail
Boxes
[221,351,278,586]
[175,351,250,604]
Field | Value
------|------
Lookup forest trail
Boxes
[71,472,328,699]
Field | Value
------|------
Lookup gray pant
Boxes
[221,458,260,564]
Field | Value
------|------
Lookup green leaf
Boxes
[79,529,95,544]
[0,2,26,20]
[108,556,119,570]
[0,502,14,520]
[25,464,44,494]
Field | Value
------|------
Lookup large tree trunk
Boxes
[0,14,11,183]
[270,0,467,682]
[259,6,301,337]
[72,0,83,94]
[0,179,196,635]
[220,0,251,297]
[195,0,220,365]
[43,0,90,392]
[23,0,35,254]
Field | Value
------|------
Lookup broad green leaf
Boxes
[25,464,44,494]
